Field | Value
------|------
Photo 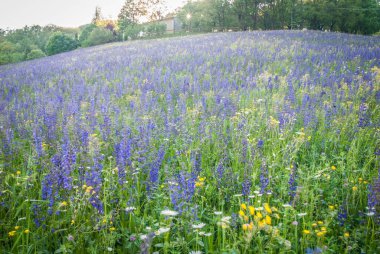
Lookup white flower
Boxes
[189,251,202,254]
[160,209,179,216]
[366,212,375,216]
[192,223,206,229]
[198,231,205,236]
[107,247,113,252]
[214,211,223,215]
[125,206,136,213]
[253,190,260,194]
[233,194,243,197]
[248,195,255,198]
[297,213,307,217]
[221,216,231,222]
[204,233,212,237]
[282,204,292,208]
[140,234,147,240]
[156,227,170,235]
[255,207,263,211]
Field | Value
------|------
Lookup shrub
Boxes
[26,49,46,60]
[45,32,78,55]
[82,27,115,47]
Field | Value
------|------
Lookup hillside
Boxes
[1,31,379,253]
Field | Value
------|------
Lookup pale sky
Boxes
[0,0,187,30]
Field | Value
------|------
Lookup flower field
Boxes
[0,31,379,253]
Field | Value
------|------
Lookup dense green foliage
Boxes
[82,27,115,47]
[45,32,79,56]
[26,49,46,60]
[178,0,380,34]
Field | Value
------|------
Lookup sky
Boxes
[0,0,187,30]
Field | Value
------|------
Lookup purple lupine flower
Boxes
[147,146,165,192]
[288,162,298,202]
[259,160,269,194]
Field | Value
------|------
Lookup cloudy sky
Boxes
[0,0,187,29]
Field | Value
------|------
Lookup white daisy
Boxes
[192,223,206,229]
[160,209,179,216]
[156,227,170,235]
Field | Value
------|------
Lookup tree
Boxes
[45,32,79,55]
[79,24,97,45]
[118,0,148,31]
[92,6,103,25]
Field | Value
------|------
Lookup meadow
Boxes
[0,30,379,253]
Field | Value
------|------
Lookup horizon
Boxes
[0,0,187,30]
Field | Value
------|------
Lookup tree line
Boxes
[178,0,380,34]
[1,0,379,65]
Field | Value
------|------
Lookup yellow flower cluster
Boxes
[195,176,206,187]
[8,226,30,237]
[83,184,96,195]
[239,203,279,232]
[309,220,328,237]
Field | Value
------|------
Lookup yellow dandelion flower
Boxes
[16,171,21,175]
[344,232,349,238]
[24,229,30,234]
[241,203,247,210]
[239,210,245,217]
[258,220,266,229]
[109,227,116,231]
[352,186,358,191]
[303,229,310,235]
[243,215,249,222]
[248,222,253,231]
[85,186,93,193]
[331,165,336,170]
[71,220,75,225]
[317,231,325,237]
[263,203,272,214]
[321,227,327,232]
[256,211,263,219]
[312,223,317,227]
[242,224,248,231]
[328,205,335,210]
[248,206,255,215]
[60,201,68,207]
[14,226,20,230]
[8,231,16,237]
[82,184,87,189]
[317,221,323,225]
[363,181,368,184]
[265,215,272,225]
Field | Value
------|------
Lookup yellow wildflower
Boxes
[244,216,249,222]
[60,201,68,207]
[344,232,350,238]
[317,221,323,225]
[248,206,255,215]
[24,229,30,234]
[16,171,21,175]
[256,212,263,219]
[258,220,266,229]
[263,203,272,214]
[331,165,336,170]
[248,222,253,231]
[312,223,317,227]
[109,227,116,231]
[14,226,20,230]
[241,203,247,210]
[352,186,358,191]
[239,210,245,217]
[321,227,327,232]
[265,215,272,225]
[242,224,248,231]
[71,220,75,225]
[85,186,93,193]
[328,205,335,210]
[8,231,16,237]
[82,184,87,189]
[317,231,325,237]
[303,229,310,235]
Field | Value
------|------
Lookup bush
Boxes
[82,27,114,47]
[45,32,78,55]
[26,49,46,60]
[79,24,97,46]
[146,23,167,37]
